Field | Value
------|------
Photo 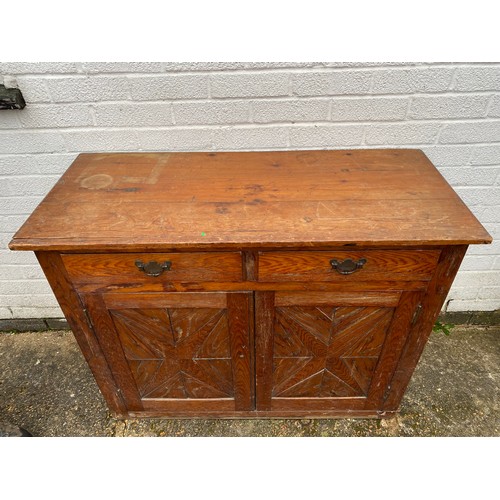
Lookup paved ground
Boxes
[0,325,498,437]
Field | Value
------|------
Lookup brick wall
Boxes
[0,62,498,318]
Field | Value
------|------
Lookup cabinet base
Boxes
[115,409,399,420]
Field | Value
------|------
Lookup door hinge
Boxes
[382,384,392,402]
[411,304,423,327]
[83,308,94,330]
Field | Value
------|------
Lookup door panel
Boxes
[255,290,421,412]
[83,291,253,413]
[273,305,393,398]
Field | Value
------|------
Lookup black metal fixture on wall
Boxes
[0,84,26,110]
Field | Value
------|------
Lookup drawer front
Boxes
[258,249,441,282]
[62,252,243,284]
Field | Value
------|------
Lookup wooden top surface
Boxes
[9,149,492,251]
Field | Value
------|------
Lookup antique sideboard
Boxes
[9,149,492,418]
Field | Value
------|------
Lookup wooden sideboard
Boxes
[9,150,492,418]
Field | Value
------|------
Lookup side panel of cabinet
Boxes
[255,290,422,414]
[82,291,253,415]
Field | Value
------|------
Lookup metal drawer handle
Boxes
[330,258,366,275]
[135,260,171,277]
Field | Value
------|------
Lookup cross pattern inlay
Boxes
[109,307,235,399]
[272,305,394,398]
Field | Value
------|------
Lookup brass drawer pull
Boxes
[135,260,172,277]
[330,258,366,275]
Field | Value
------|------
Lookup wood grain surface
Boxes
[62,252,243,283]
[9,150,492,251]
[258,249,440,282]
[382,245,469,412]
[73,278,431,295]
[35,251,128,416]
[255,289,415,412]
[83,291,253,413]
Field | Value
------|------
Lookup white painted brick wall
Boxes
[18,104,94,128]
[128,75,209,100]
[174,101,249,125]
[46,76,130,102]
[330,97,408,122]
[440,121,500,144]
[489,95,500,116]
[290,124,365,148]
[408,95,490,119]
[211,73,290,98]
[453,66,500,91]
[94,102,173,127]
[292,71,373,96]
[252,99,329,123]
[0,62,499,318]
[371,68,455,93]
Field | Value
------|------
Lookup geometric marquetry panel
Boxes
[110,307,234,399]
[272,306,394,398]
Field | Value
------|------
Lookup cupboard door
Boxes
[83,292,253,415]
[255,291,421,414]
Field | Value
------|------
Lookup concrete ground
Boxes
[0,325,498,437]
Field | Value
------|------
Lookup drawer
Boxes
[257,249,441,282]
[62,252,243,284]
